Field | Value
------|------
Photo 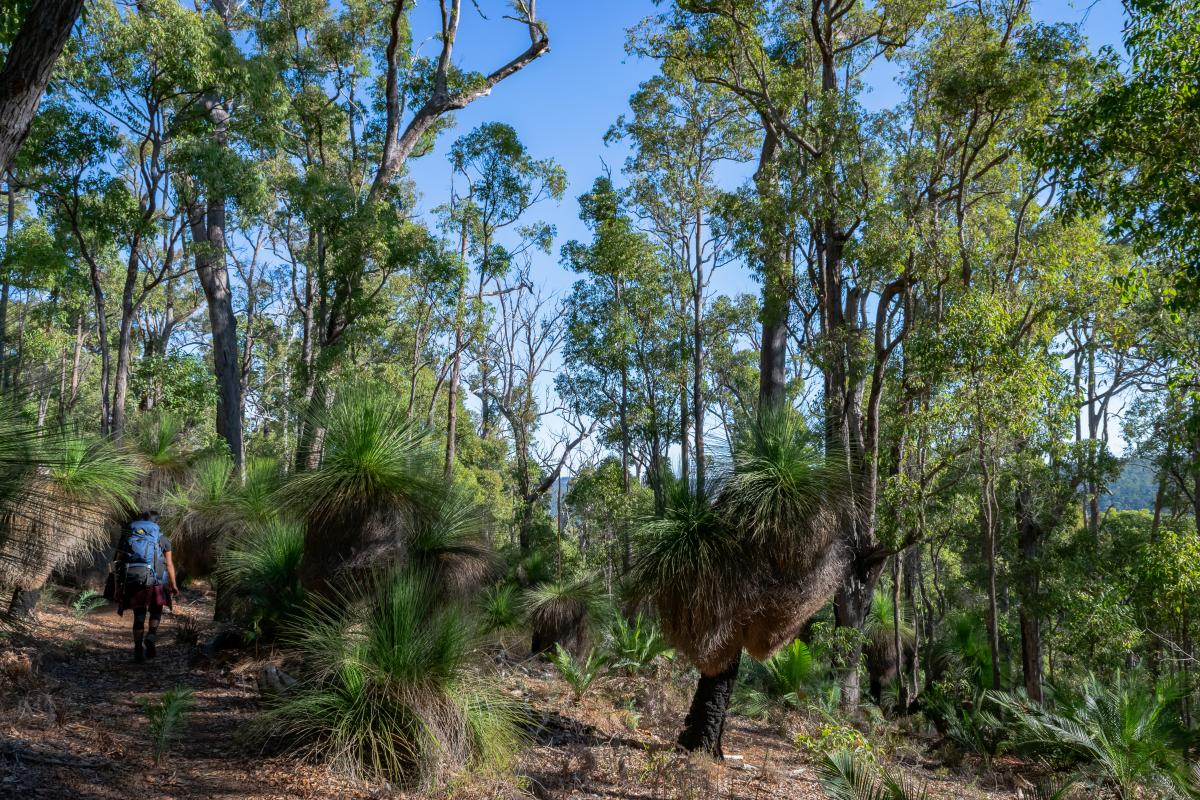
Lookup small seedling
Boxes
[71,589,107,619]
[548,644,607,702]
[143,687,194,765]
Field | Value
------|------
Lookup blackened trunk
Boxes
[8,587,39,618]
[677,657,740,757]
[835,555,886,711]
[0,0,85,175]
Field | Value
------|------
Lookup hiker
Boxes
[113,510,178,663]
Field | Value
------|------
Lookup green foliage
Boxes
[70,589,107,618]
[548,644,608,703]
[764,639,816,702]
[991,675,1199,799]
[217,519,306,638]
[604,612,673,674]
[797,720,873,759]
[143,688,195,766]
[261,571,521,786]
[816,749,929,800]
[479,583,523,634]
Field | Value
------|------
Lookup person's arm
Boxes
[164,551,179,595]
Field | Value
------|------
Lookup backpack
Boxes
[119,521,164,590]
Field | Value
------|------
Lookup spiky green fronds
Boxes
[0,430,140,590]
[407,487,494,595]
[217,518,306,637]
[284,387,445,594]
[261,571,522,786]
[722,408,849,557]
[605,611,673,673]
[817,749,930,800]
[549,644,608,702]
[284,387,441,528]
[991,674,1199,799]
[480,583,523,634]
[865,589,915,646]
[129,412,191,500]
[525,575,607,656]
[144,688,194,766]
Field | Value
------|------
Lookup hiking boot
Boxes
[133,644,144,663]
[144,636,156,660]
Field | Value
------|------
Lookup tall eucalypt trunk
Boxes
[188,97,243,469]
[677,123,786,757]
[0,0,85,175]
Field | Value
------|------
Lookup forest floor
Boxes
[0,586,1029,799]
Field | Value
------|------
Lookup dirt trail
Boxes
[0,588,366,800]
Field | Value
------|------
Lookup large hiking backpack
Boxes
[119,521,164,590]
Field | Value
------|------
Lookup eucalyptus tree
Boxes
[441,122,564,476]
[608,75,753,488]
[559,177,678,520]
[248,0,552,471]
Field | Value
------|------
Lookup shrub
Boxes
[260,571,521,787]
[217,519,306,638]
[548,644,608,703]
[70,589,107,618]
[991,674,1199,799]
[817,749,929,800]
[144,687,195,766]
[605,612,672,673]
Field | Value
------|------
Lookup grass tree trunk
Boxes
[677,658,740,757]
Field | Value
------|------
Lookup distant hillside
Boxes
[1104,458,1157,511]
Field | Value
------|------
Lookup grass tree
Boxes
[864,589,916,707]
[524,574,606,656]
[0,426,140,615]
[260,571,522,787]
[633,410,851,756]
[283,386,489,597]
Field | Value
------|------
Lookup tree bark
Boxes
[188,96,244,469]
[677,657,740,757]
[0,0,85,175]
[754,125,788,413]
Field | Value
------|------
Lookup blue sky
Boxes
[404,0,1128,299]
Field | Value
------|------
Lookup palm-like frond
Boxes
[818,750,929,800]
[605,611,673,673]
[991,674,1199,799]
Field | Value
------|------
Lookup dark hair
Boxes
[141,510,159,522]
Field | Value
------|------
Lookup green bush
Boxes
[548,644,608,702]
[991,674,1199,799]
[217,519,306,638]
[260,571,521,787]
[605,612,672,673]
